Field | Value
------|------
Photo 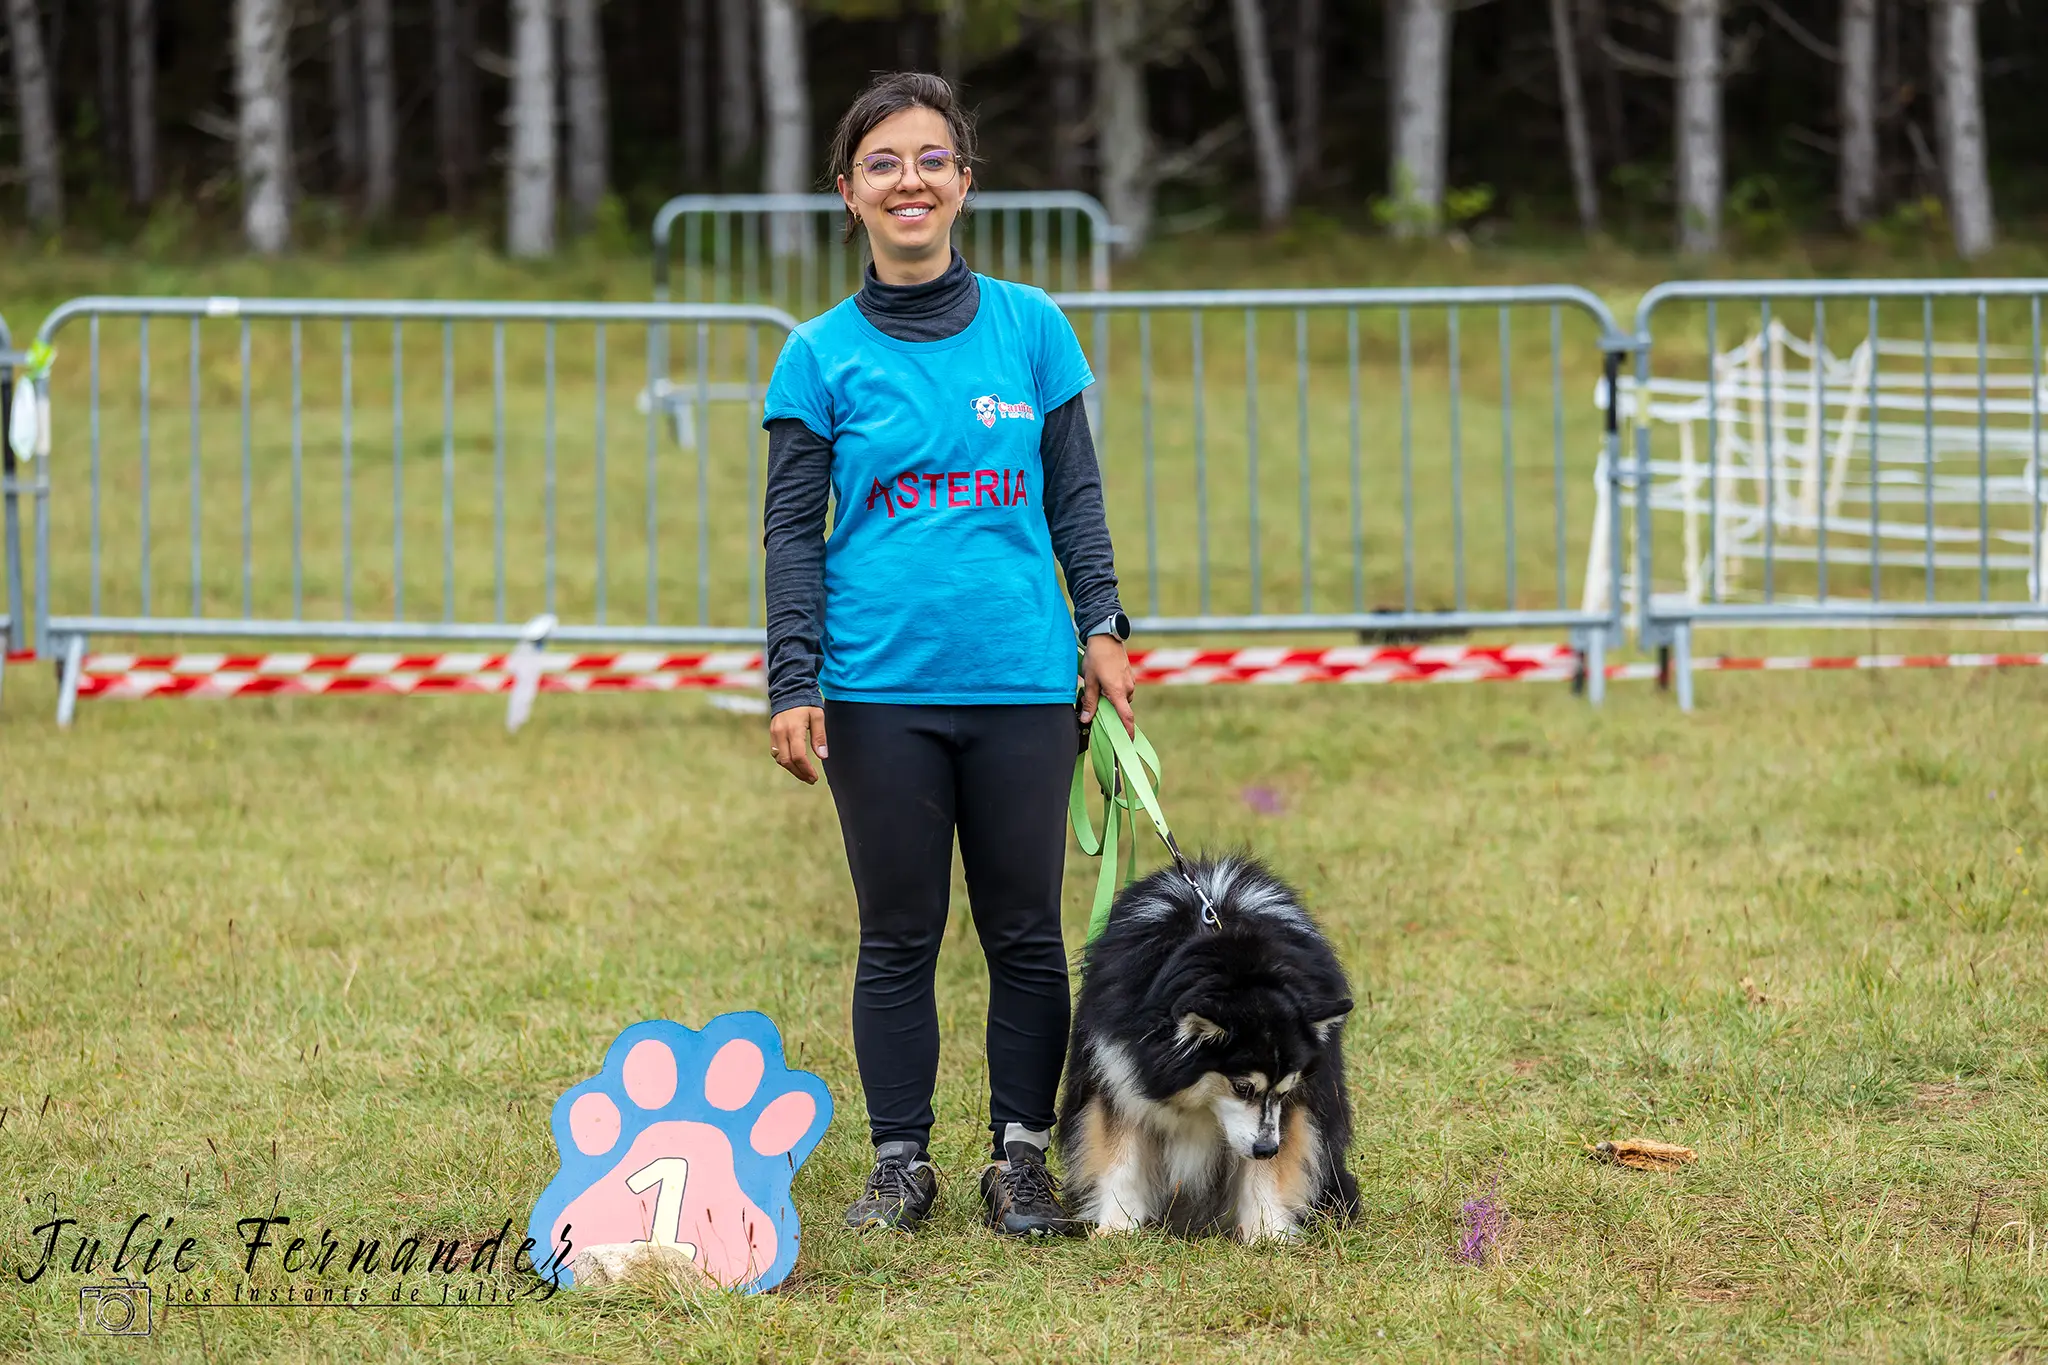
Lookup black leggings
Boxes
[822,701,1078,1154]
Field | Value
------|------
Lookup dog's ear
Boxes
[1169,990,1231,1046]
[1306,997,1354,1041]
[1174,1011,1229,1046]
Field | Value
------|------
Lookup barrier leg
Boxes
[506,613,559,733]
[55,633,85,728]
[1572,625,1607,707]
[1673,622,1695,713]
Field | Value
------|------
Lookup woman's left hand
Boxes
[1080,634,1137,738]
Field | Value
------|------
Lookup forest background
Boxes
[1,0,2038,265]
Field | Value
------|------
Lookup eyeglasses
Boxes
[855,149,962,195]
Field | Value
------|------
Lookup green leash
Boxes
[1069,710,1220,945]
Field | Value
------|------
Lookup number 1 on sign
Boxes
[625,1157,698,1260]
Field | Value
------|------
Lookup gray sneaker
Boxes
[845,1141,939,1232]
[980,1141,1084,1238]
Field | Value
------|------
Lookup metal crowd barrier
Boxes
[1627,279,2048,708]
[652,189,1116,311]
[649,191,1119,450]
[2,308,22,694]
[25,275,2048,724]
[1051,287,1633,700]
[25,296,798,722]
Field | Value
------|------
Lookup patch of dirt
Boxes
[1678,1280,1750,1306]
[1509,1058,1546,1077]
[1090,1267,1150,1290]
[1911,1082,1991,1114]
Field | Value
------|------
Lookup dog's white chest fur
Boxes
[1075,1040,1317,1242]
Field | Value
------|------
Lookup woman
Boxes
[761,72,1135,1238]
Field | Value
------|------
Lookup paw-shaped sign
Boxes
[527,1013,832,1293]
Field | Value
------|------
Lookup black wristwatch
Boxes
[1090,610,1132,642]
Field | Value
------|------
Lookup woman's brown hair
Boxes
[826,72,977,244]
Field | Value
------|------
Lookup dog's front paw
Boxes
[1234,1202,1303,1244]
[1085,1199,1148,1236]
[1236,1221,1305,1245]
[527,1013,833,1293]
[1088,1218,1142,1238]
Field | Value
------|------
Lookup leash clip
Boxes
[1160,828,1221,931]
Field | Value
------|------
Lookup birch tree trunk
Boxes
[1050,12,1086,189]
[1228,0,1292,227]
[1578,0,1624,167]
[1838,0,1877,227]
[1094,0,1151,254]
[716,0,756,186]
[939,0,963,88]
[1388,0,1452,237]
[758,0,809,256]
[1931,0,1994,258]
[235,0,292,254]
[1673,0,1721,254]
[361,0,395,216]
[98,0,125,175]
[1547,0,1598,235]
[506,0,557,257]
[432,0,470,208]
[127,0,156,204]
[329,1,363,191]
[681,0,708,184]
[1291,0,1321,188]
[6,0,63,227]
[561,0,608,233]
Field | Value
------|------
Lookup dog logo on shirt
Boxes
[971,394,1036,429]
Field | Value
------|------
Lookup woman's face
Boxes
[839,106,971,271]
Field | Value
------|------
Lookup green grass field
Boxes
[6,241,2048,1361]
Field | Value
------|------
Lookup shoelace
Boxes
[865,1158,922,1206]
[1000,1157,1061,1208]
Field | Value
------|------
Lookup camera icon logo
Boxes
[78,1279,152,1336]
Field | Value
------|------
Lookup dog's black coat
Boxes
[1058,854,1361,1235]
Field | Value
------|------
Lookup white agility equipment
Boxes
[1585,318,2048,622]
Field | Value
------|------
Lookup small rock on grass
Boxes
[571,1241,708,1289]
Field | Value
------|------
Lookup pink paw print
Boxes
[526,1013,833,1293]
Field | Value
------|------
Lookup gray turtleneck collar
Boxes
[853,250,980,343]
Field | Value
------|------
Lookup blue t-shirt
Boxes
[762,277,1095,705]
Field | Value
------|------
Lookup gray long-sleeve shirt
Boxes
[762,252,1122,713]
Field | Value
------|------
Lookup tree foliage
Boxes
[3,0,2041,248]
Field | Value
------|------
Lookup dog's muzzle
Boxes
[1251,1138,1280,1160]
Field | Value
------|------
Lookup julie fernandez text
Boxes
[17,1208,571,1300]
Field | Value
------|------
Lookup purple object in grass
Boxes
[1456,1187,1505,1266]
[1241,785,1286,816]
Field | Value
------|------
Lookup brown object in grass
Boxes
[1590,1138,1697,1171]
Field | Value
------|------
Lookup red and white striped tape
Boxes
[74,643,1574,682]
[77,649,768,678]
[1129,644,1577,685]
[76,670,764,700]
[52,645,2048,701]
[1691,652,2048,673]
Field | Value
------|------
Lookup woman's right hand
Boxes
[769,706,829,784]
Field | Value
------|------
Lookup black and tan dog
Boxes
[1058,855,1360,1241]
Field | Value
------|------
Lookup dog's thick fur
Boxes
[1058,854,1360,1242]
